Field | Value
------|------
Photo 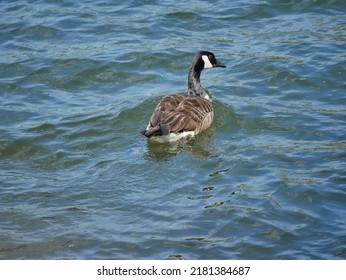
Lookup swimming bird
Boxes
[142,51,226,142]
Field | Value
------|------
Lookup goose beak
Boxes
[214,59,226,68]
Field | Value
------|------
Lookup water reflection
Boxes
[144,126,217,161]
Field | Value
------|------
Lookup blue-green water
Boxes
[1,0,345,259]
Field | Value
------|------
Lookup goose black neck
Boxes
[187,58,208,98]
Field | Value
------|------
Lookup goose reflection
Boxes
[144,125,217,161]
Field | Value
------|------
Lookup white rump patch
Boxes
[149,131,195,143]
[202,55,213,69]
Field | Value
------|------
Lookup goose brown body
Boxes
[143,51,225,142]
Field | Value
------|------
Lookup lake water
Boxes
[0,0,345,260]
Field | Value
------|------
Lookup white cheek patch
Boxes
[202,55,213,69]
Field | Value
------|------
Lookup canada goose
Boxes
[142,51,226,142]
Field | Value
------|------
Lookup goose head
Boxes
[187,51,226,97]
[198,51,226,70]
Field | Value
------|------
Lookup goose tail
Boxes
[142,124,171,138]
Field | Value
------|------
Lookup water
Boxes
[0,0,345,260]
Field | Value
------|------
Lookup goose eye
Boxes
[209,54,214,60]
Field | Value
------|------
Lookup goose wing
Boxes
[149,94,185,127]
[160,97,214,134]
